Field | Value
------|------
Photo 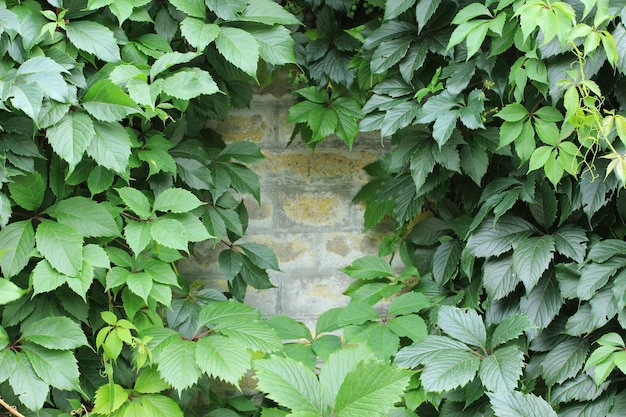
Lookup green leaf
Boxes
[388,292,431,315]
[466,216,536,257]
[341,256,395,280]
[491,314,533,348]
[82,80,141,122]
[21,316,87,349]
[488,391,557,417]
[587,239,626,263]
[35,219,83,276]
[577,257,624,301]
[248,25,297,65]
[31,259,67,295]
[134,367,169,394]
[479,346,524,392]
[92,383,130,415]
[239,242,279,271]
[195,335,251,386]
[371,38,412,75]
[88,166,115,195]
[124,220,151,255]
[215,27,259,79]
[162,68,219,100]
[46,196,119,237]
[520,273,563,330]
[22,344,80,391]
[117,187,152,219]
[496,104,529,122]
[551,373,608,404]
[141,394,184,417]
[438,305,486,348]
[512,235,555,292]
[541,338,589,386]
[88,120,132,174]
[10,83,43,120]
[157,337,201,392]
[432,239,461,285]
[240,0,300,25]
[254,356,326,415]
[150,51,199,80]
[8,353,48,412]
[47,112,94,170]
[318,345,375,404]
[395,335,470,368]
[334,361,412,417]
[168,0,205,18]
[150,218,188,250]
[420,349,480,392]
[180,18,219,50]
[482,256,520,300]
[0,220,34,278]
[153,188,203,213]
[265,316,312,341]
[66,20,121,62]
[8,171,45,211]
[126,272,153,301]
[385,0,417,20]
[554,225,588,263]
[388,314,428,342]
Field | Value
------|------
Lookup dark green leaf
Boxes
[239,242,279,271]
[479,345,524,392]
[488,391,557,417]
[512,235,555,292]
[420,349,480,392]
[491,314,533,348]
[432,240,461,285]
[153,188,203,213]
[22,344,80,391]
[554,225,588,263]
[88,121,132,174]
[438,305,486,348]
[466,216,536,258]
[483,256,520,300]
[8,353,48,412]
[519,273,563,330]
[541,338,589,386]
[240,0,301,25]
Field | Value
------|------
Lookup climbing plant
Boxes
[286,0,626,415]
[0,0,297,415]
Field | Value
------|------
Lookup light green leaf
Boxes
[46,196,119,237]
[124,220,152,255]
[153,188,203,213]
[92,383,130,415]
[10,82,43,119]
[0,278,27,304]
[334,361,412,417]
[512,235,555,292]
[141,394,184,417]
[35,219,83,276]
[0,220,35,278]
[88,121,132,174]
[21,316,88,349]
[168,0,205,18]
[265,316,312,341]
[491,314,533,348]
[117,187,152,219]
[488,391,557,417]
[247,25,296,65]
[150,51,198,80]
[88,166,115,195]
[215,27,259,79]
[205,0,247,20]
[239,242,279,271]
[162,68,219,99]
[340,256,395,279]
[126,272,153,301]
[31,259,67,295]
[0,192,11,228]
[388,292,431,316]
[8,353,48,412]
[195,335,251,386]
[66,20,121,62]
[180,17,219,50]
[254,356,327,415]
[420,349,480,392]
[46,112,94,169]
[134,367,169,394]
[319,345,375,404]
[150,218,188,250]
[438,305,486,348]
[83,80,141,122]
[8,171,46,212]
[240,0,300,25]
[157,337,201,392]
[479,346,524,392]
[388,314,427,342]
[541,338,589,387]
[466,216,536,257]
[22,344,80,391]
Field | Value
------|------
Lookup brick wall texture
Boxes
[178,91,388,330]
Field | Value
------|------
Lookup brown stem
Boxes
[0,397,25,417]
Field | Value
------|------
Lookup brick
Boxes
[280,190,352,228]
[279,273,353,317]
[318,232,386,269]
[214,112,273,144]
[239,233,316,271]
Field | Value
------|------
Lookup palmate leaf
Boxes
[215,27,259,79]
[488,391,557,417]
[46,196,119,237]
[334,361,412,417]
[254,356,327,415]
[195,335,251,386]
[180,17,220,50]
[420,349,480,392]
[319,345,375,405]
[438,305,486,348]
[479,346,524,392]
[512,235,555,292]
[66,20,121,62]
[0,220,35,278]
[248,25,297,66]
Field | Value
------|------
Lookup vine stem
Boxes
[0,397,25,417]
